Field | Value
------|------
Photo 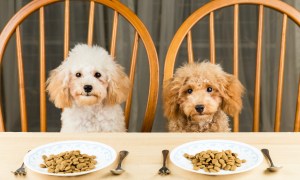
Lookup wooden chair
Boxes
[164,0,300,132]
[0,0,159,132]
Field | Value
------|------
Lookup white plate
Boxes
[24,140,116,177]
[170,139,263,175]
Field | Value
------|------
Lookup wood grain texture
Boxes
[0,132,300,179]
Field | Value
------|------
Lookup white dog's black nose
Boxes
[84,85,93,93]
[195,105,204,113]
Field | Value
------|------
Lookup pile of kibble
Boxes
[40,150,97,174]
[184,149,246,173]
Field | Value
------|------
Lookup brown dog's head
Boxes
[163,61,244,123]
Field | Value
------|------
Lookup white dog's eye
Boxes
[187,89,193,94]
[75,72,81,78]
[207,87,213,92]
[94,72,101,78]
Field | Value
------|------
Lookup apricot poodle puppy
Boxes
[163,61,244,132]
[47,44,130,132]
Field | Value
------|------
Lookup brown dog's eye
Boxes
[207,87,213,92]
[187,89,193,94]
[75,72,81,78]
[94,72,101,78]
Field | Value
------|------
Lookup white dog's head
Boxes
[46,44,131,108]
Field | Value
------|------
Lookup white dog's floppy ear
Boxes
[105,64,130,105]
[220,74,244,117]
[163,76,186,120]
[46,62,71,108]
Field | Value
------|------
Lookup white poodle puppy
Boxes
[46,44,131,132]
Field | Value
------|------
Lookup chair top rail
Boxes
[164,0,300,81]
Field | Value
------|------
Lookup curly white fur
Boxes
[46,44,130,132]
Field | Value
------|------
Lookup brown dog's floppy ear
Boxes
[163,76,185,120]
[46,63,72,108]
[105,64,131,105]
[221,74,244,117]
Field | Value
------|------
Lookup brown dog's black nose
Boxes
[84,85,93,93]
[195,105,204,113]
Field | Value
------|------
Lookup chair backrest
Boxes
[0,0,159,132]
[164,0,300,132]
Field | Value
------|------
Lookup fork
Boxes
[158,149,171,175]
[12,162,26,176]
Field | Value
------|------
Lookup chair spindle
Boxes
[233,4,239,132]
[253,5,264,132]
[0,107,4,131]
[110,11,119,57]
[209,12,215,64]
[274,14,287,132]
[187,30,194,63]
[124,32,139,129]
[87,1,95,46]
[39,7,47,132]
[16,26,28,132]
[64,0,70,59]
[294,78,300,132]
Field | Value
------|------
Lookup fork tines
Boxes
[12,162,26,176]
[12,170,26,176]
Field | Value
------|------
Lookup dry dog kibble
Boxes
[40,150,97,174]
[184,150,246,173]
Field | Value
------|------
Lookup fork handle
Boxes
[162,150,169,166]
[20,162,25,168]
[261,149,275,167]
